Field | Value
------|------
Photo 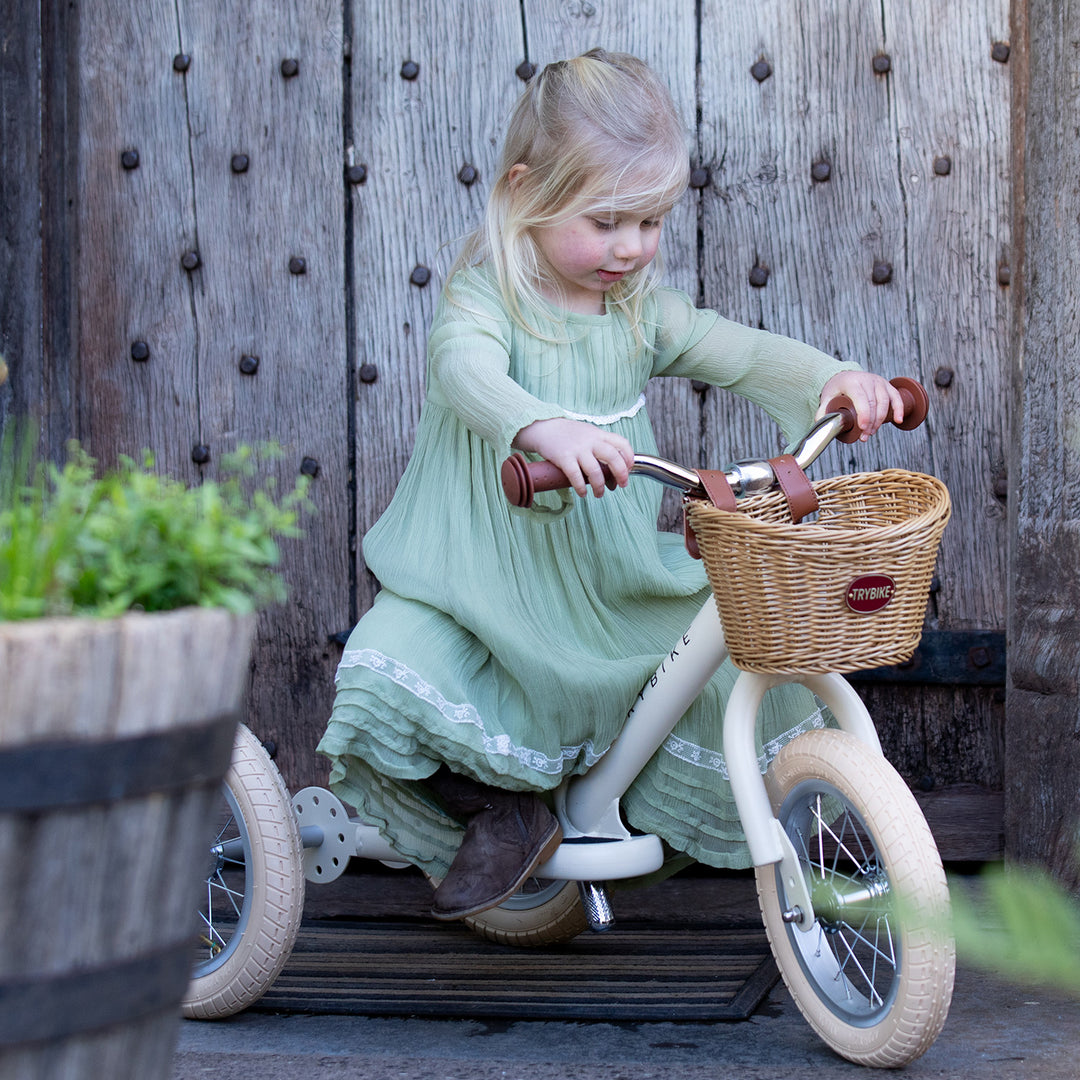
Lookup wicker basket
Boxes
[686,469,951,674]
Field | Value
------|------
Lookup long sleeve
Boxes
[649,289,860,443]
[425,276,566,459]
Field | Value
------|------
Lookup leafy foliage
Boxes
[949,862,1080,997]
[0,431,309,620]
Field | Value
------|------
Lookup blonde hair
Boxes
[449,49,690,343]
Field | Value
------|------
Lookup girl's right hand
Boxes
[512,418,634,498]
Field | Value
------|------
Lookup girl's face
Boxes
[531,209,664,314]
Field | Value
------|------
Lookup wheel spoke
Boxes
[198,907,229,953]
[810,801,868,872]
[209,870,246,917]
[841,913,896,969]
[780,781,903,1018]
[816,795,827,874]
[832,922,890,1007]
[192,786,250,977]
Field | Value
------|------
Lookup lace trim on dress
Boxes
[562,392,647,426]
[337,648,605,775]
[661,708,828,780]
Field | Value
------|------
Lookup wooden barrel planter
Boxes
[0,607,254,1079]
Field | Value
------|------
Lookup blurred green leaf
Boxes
[949,862,1080,996]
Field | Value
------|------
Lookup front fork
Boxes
[723,670,881,931]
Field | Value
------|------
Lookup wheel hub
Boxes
[810,864,891,926]
[209,843,226,876]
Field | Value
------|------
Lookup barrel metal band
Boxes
[0,939,193,1046]
[0,711,238,812]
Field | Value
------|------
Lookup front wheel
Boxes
[755,729,955,1068]
[182,723,305,1019]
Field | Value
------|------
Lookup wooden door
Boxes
[2,1,1017,863]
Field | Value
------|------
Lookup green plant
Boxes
[0,430,309,620]
[949,861,1080,997]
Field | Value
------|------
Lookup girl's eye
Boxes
[591,218,617,231]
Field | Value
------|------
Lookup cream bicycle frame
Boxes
[550,595,881,869]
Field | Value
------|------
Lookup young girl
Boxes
[318,49,903,921]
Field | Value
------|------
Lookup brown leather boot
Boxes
[426,769,562,921]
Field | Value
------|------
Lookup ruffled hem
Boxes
[319,672,608,799]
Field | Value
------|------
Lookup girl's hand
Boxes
[816,371,905,442]
[513,418,634,498]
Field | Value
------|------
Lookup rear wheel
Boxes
[182,723,305,1019]
[465,878,588,946]
[755,729,954,1068]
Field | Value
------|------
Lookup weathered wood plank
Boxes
[0,0,81,461]
[349,1,525,614]
[862,682,1004,791]
[914,784,1004,862]
[176,2,350,787]
[691,2,1010,854]
[76,1,199,477]
[0,0,43,438]
[887,1,1011,631]
[1007,0,1080,888]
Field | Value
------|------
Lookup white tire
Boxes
[755,729,955,1067]
[182,723,305,1019]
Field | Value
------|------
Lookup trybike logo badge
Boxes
[846,575,896,613]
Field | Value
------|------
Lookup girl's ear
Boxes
[508,163,529,188]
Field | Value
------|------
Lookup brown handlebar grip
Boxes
[826,376,930,444]
[501,454,532,506]
[824,400,860,444]
[501,452,619,507]
[889,376,930,430]
[501,453,564,507]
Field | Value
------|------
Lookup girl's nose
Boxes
[612,226,643,260]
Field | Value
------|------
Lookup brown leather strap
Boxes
[683,470,738,559]
[683,508,703,559]
[697,470,738,511]
[769,454,819,522]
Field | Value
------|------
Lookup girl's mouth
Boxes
[597,270,625,283]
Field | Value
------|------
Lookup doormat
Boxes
[252,917,779,1022]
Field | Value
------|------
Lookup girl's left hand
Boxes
[815,371,905,442]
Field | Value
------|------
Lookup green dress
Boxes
[317,267,858,876]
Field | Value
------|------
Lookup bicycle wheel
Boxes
[465,878,588,946]
[754,729,954,1068]
[182,723,305,1019]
